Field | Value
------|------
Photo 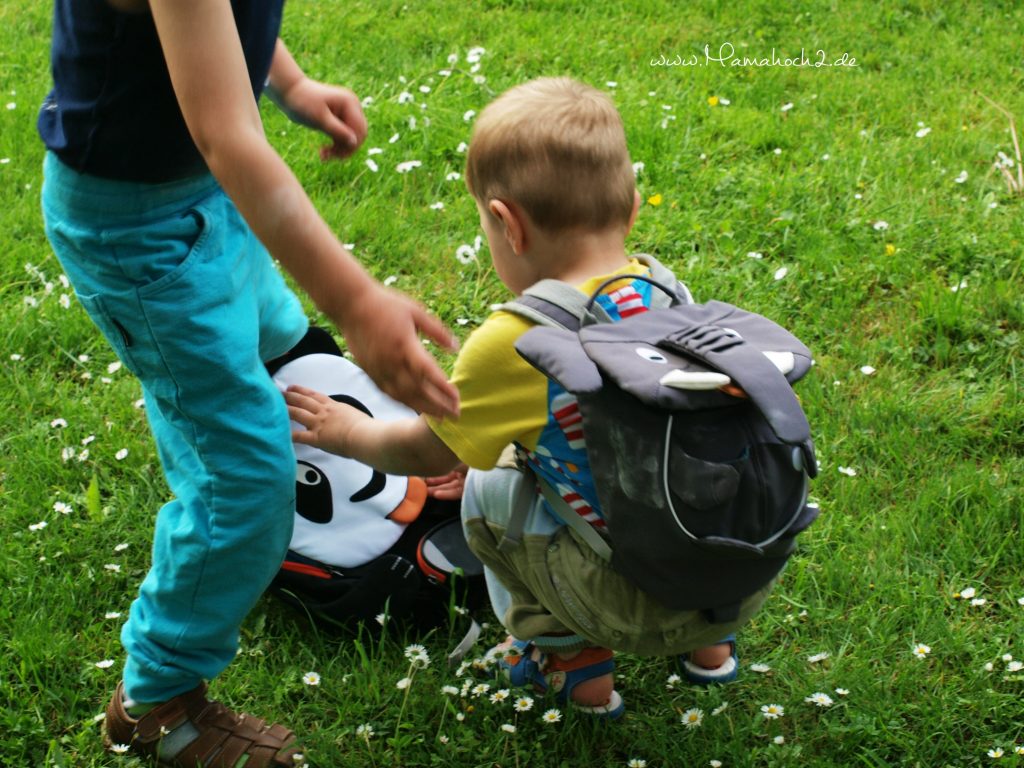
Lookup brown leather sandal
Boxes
[104,681,305,767]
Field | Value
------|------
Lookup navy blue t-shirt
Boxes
[38,0,284,182]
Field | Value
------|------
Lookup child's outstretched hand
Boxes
[334,283,461,420]
[285,384,366,456]
[425,464,468,501]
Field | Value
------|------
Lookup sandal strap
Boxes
[107,682,301,767]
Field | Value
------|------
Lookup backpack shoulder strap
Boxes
[500,255,691,328]
[500,279,614,329]
[633,253,695,306]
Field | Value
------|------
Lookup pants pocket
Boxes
[75,292,138,374]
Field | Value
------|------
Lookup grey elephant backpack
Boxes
[499,255,819,623]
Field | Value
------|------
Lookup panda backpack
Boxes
[265,328,485,633]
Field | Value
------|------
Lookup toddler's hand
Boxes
[425,464,468,501]
[285,384,366,456]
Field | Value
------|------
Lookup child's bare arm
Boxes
[147,0,458,419]
[285,385,461,478]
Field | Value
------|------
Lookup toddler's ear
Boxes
[488,199,528,255]
[626,189,641,234]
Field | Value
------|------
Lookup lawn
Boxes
[1,1,1022,766]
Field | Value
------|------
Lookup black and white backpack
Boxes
[265,328,485,634]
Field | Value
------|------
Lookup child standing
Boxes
[285,77,771,720]
[39,1,458,765]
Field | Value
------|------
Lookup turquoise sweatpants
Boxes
[42,153,308,703]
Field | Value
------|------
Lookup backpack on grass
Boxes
[500,255,819,623]
[265,328,485,636]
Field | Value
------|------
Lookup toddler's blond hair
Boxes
[466,77,635,233]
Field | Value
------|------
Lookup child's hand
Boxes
[276,77,368,160]
[285,384,367,456]
[425,464,468,501]
[335,283,461,420]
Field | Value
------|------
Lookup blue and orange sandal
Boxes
[677,634,738,685]
[497,639,625,719]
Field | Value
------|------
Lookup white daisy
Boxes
[302,671,321,686]
[805,692,834,707]
[541,708,562,724]
[912,643,931,659]
[396,677,412,690]
[681,707,704,728]
[500,723,516,734]
[514,696,534,712]
[760,703,784,719]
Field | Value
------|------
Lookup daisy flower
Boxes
[710,761,723,768]
[95,659,115,669]
[987,747,1004,759]
[681,707,704,728]
[471,683,491,697]
[109,743,131,754]
[835,688,850,696]
[807,652,830,663]
[628,760,647,768]
[805,692,834,708]
[1007,661,1023,673]
[396,677,412,690]
[957,587,977,599]
[302,671,321,686]
[666,673,682,689]
[500,723,516,734]
[441,685,460,696]
[355,723,373,739]
[912,643,931,659]
[773,735,785,745]
[514,696,534,712]
[489,689,510,704]
[404,644,430,665]
[749,663,771,673]
[711,702,729,716]
[761,703,785,719]
[541,708,562,724]
[455,245,478,265]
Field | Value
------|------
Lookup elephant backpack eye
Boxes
[635,346,668,364]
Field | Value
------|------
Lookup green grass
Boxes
[2,0,1023,765]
